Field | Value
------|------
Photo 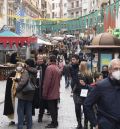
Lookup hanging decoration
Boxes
[0,1,118,34]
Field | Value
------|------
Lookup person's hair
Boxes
[25,59,35,67]
[16,62,24,67]
[79,61,91,75]
[36,54,46,63]
[65,60,69,64]
[49,55,57,63]
[94,72,103,81]
[72,54,79,60]
[108,58,120,69]
[102,65,108,70]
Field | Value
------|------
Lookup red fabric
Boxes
[0,37,37,48]
[104,7,116,32]
[90,83,97,88]
[43,64,61,100]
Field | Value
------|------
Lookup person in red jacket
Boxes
[43,55,61,128]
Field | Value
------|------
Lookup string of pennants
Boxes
[1,0,119,32]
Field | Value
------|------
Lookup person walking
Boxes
[63,60,71,88]
[73,73,91,129]
[78,61,93,129]
[43,55,61,128]
[69,54,80,91]
[84,58,120,129]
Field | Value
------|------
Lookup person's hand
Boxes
[95,125,99,129]
[14,78,20,82]
[80,80,86,86]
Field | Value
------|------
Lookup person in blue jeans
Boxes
[16,59,37,129]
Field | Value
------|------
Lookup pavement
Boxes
[0,77,78,129]
[0,81,6,104]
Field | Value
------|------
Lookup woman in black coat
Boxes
[3,71,16,125]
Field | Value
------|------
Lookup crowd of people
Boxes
[3,46,120,129]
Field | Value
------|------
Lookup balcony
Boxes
[22,0,42,14]
[67,6,82,12]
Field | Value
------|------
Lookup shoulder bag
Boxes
[22,78,35,95]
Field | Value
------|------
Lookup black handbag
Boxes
[22,78,35,94]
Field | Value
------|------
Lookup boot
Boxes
[38,114,42,123]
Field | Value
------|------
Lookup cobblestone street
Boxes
[0,77,77,129]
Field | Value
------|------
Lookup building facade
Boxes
[52,0,61,18]
[45,0,52,18]
[67,0,82,18]
[67,0,90,18]
[0,0,44,36]
[62,0,68,18]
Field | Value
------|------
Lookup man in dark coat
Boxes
[69,54,80,91]
[43,55,61,128]
[84,59,120,129]
[35,54,47,122]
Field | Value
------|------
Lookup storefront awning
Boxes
[0,26,37,48]
[0,36,37,48]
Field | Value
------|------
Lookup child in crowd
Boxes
[73,73,91,129]
[91,72,103,88]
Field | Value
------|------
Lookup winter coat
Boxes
[33,64,47,108]
[43,64,61,100]
[16,70,34,101]
[69,64,79,89]
[73,83,90,105]
[63,64,71,77]
[84,77,120,128]
[3,71,16,116]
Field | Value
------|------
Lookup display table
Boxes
[0,65,15,80]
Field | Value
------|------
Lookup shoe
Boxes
[75,125,83,129]
[45,123,58,128]
[38,118,42,123]
[46,111,51,116]
[23,120,27,125]
[9,121,15,126]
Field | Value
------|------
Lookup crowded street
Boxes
[0,0,120,129]
[0,77,78,129]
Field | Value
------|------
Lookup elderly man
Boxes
[84,58,120,129]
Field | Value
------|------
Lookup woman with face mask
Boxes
[16,59,37,129]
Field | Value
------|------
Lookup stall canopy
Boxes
[37,38,52,45]
[0,26,37,48]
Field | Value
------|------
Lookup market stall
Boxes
[85,33,120,72]
[0,26,37,80]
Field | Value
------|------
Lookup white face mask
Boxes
[16,66,22,72]
[112,70,120,80]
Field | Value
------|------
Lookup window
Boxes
[64,3,67,7]
[71,12,74,17]
[84,9,87,15]
[64,13,67,16]
[52,3,55,10]
[76,11,79,17]
[76,1,79,7]
[45,2,47,8]
[52,12,55,18]
[71,2,74,8]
